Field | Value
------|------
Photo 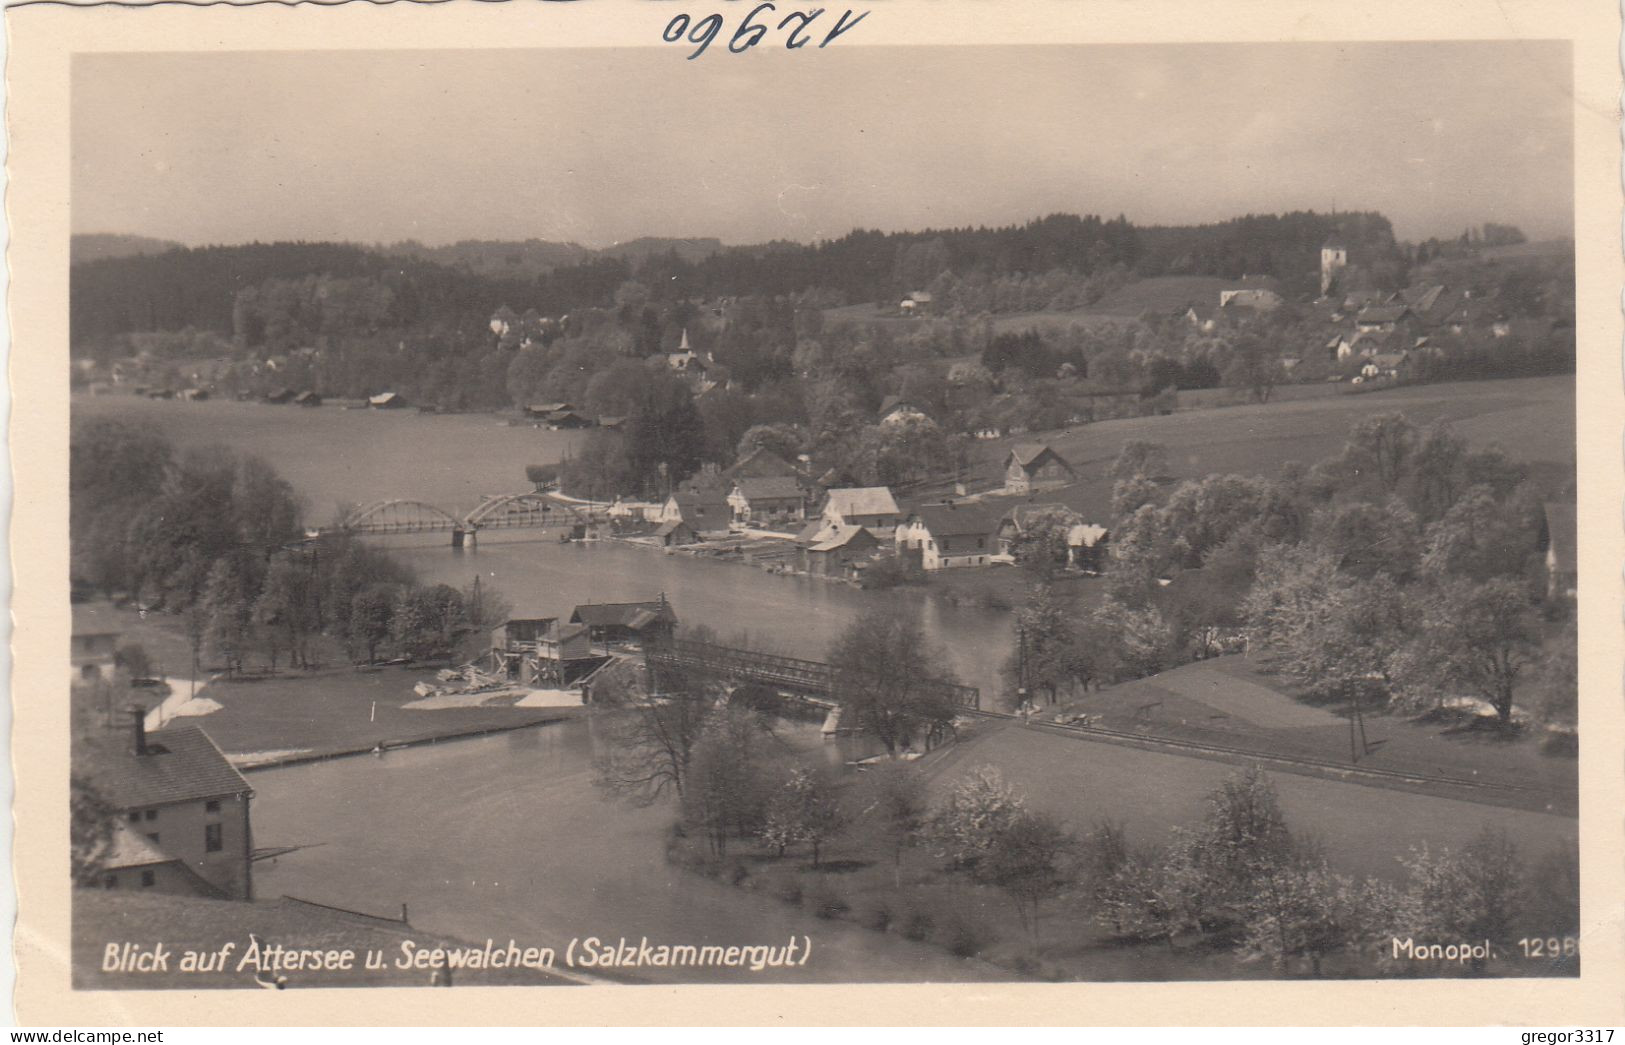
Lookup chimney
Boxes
[127,704,148,757]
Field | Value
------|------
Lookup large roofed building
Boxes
[78,716,255,900]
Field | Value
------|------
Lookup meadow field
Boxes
[970,374,1574,522]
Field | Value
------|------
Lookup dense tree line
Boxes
[70,210,1389,356]
[1006,414,1575,740]
[71,420,509,673]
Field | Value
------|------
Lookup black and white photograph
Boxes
[38,20,1601,1006]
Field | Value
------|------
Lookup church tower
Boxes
[1320,236,1348,297]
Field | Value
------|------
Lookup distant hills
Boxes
[71,233,185,265]
[71,232,726,280]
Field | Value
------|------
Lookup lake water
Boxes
[377,530,1015,700]
[249,719,1013,984]
[73,394,585,519]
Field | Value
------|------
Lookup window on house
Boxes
[205,800,221,814]
[103,874,118,889]
[977,537,985,549]
[144,809,157,821]
[146,832,159,845]
[127,811,141,822]
[205,823,223,852]
[140,870,155,888]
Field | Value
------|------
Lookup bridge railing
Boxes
[644,637,979,709]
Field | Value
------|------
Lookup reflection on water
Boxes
[377,531,1014,700]
[251,719,1012,984]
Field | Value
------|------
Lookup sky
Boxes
[71,42,1575,249]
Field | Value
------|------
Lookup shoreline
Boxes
[233,710,583,773]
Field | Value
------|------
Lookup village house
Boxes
[801,523,880,578]
[1067,522,1111,573]
[653,519,697,547]
[262,387,294,405]
[1218,277,1284,312]
[490,617,595,685]
[569,599,678,646]
[878,395,930,427]
[543,409,595,430]
[293,390,322,407]
[368,391,406,410]
[898,291,933,314]
[524,402,574,419]
[1004,444,1076,495]
[727,476,806,525]
[1541,502,1577,602]
[80,713,255,900]
[72,629,120,684]
[1185,302,1219,333]
[724,446,800,481]
[661,491,732,534]
[821,487,902,532]
[896,502,1003,570]
[1354,303,1416,336]
[995,503,1078,555]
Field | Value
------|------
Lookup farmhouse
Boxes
[368,391,406,409]
[1354,304,1416,334]
[878,395,930,426]
[262,388,294,405]
[821,487,902,532]
[1067,522,1111,573]
[72,628,120,684]
[543,409,595,430]
[1004,444,1076,495]
[525,402,574,419]
[727,477,805,524]
[995,503,1080,555]
[661,492,732,534]
[898,291,933,314]
[724,447,799,481]
[569,599,678,646]
[1218,277,1284,312]
[79,714,255,900]
[896,502,1002,570]
[293,391,322,407]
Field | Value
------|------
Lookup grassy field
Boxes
[1085,275,1239,317]
[929,721,1576,884]
[669,715,1577,981]
[962,375,1574,523]
[1035,655,1577,814]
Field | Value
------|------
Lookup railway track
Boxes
[961,707,1568,806]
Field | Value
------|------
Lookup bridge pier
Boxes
[451,527,466,549]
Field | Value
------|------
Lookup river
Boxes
[249,718,1014,984]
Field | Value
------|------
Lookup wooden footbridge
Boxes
[336,493,610,546]
[642,637,980,711]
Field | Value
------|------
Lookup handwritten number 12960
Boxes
[663,4,870,59]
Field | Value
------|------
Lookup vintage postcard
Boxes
[7,0,1622,1026]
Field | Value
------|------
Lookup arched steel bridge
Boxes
[336,493,609,542]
